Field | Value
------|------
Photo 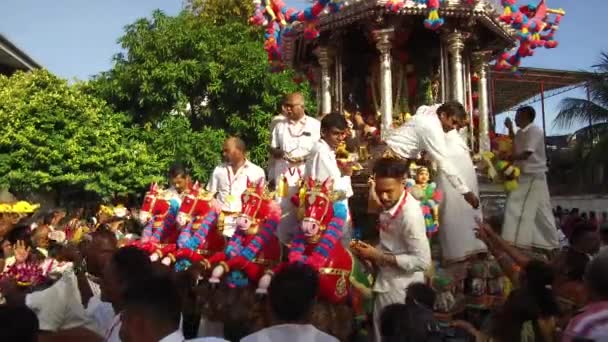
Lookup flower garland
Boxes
[142,198,180,242]
[2,262,47,287]
[178,210,218,250]
[289,201,347,269]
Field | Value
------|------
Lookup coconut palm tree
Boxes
[554,52,608,129]
[550,52,608,193]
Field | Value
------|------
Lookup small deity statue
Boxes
[433,275,456,313]
[406,166,442,236]
[469,261,489,297]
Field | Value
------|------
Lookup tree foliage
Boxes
[554,52,608,129]
[88,9,312,168]
[184,0,254,24]
[0,70,163,200]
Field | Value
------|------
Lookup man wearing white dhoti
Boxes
[437,129,486,262]
[270,93,321,244]
[501,106,558,251]
[384,102,480,210]
[305,113,353,245]
[352,157,431,342]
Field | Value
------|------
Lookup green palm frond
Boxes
[554,98,608,129]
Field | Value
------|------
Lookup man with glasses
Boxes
[270,92,321,244]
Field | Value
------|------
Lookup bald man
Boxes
[270,92,321,244]
[207,137,266,237]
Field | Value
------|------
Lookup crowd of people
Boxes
[0,95,607,342]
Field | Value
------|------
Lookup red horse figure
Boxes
[131,183,182,259]
[257,177,373,305]
[206,179,281,288]
[157,181,226,269]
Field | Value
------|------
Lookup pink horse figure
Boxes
[156,181,226,270]
[205,179,282,288]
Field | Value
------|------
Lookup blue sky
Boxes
[1,0,605,135]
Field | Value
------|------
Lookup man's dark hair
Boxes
[321,112,348,131]
[517,105,536,122]
[169,162,189,179]
[437,101,467,120]
[569,220,597,246]
[111,246,153,288]
[406,282,436,309]
[268,263,319,322]
[123,273,182,332]
[373,157,409,179]
[91,229,118,247]
[0,305,39,342]
[380,303,435,342]
[585,252,608,300]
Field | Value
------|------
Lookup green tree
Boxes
[0,70,163,201]
[554,52,608,129]
[87,9,312,168]
[184,0,253,24]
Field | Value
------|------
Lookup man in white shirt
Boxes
[207,137,266,237]
[502,106,558,251]
[120,273,227,342]
[241,263,338,342]
[270,93,321,244]
[305,112,353,244]
[384,101,479,209]
[351,157,431,342]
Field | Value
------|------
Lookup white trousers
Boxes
[372,288,406,342]
[501,173,559,250]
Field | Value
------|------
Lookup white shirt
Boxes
[207,160,266,212]
[162,330,227,342]
[86,295,116,336]
[385,105,470,194]
[271,116,321,160]
[374,191,431,293]
[104,313,122,342]
[514,123,547,174]
[241,324,338,342]
[25,269,98,332]
[305,139,353,198]
[271,116,321,185]
[269,114,286,133]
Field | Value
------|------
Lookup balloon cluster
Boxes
[496,0,565,71]
[386,0,446,30]
[250,0,345,71]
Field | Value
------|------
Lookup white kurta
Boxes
[373,191,431,342]
[25,268,99,333]
[241,324,338,342]
[207,160,266,237]
[384,105,470,195]
[502,123,558,251]
[304,139,353,244]
[437,129,486,262]
[271,116,321,243]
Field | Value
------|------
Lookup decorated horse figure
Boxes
[256,177,374,339]
[258,177,372,302]
[156,181,226,270]
[205,179,282,288]
[130,183,182,258]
